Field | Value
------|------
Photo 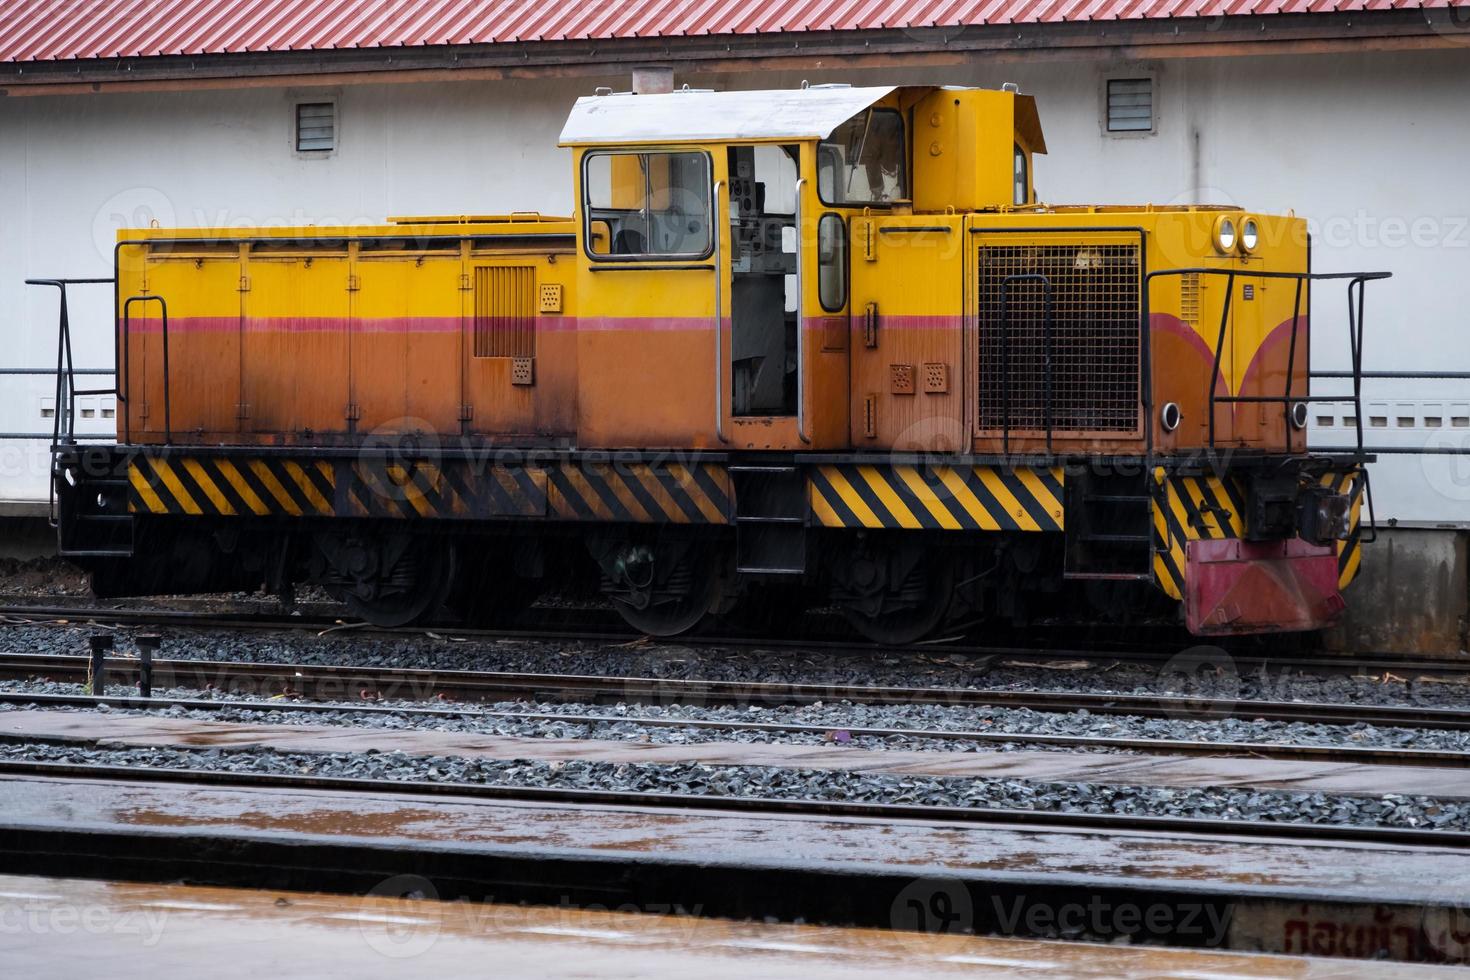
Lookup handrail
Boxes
[1142,268,1391,455]
[794,177,811,444]
[123,295,170,444]
[712,179,728,444]
[23,277,116,526]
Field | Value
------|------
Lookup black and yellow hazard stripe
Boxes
[549,461,731,524]
[1150,468,1248,600]
[808,464,1065,531]
[129,454,732,524]
[128,455,335,517]
[345,460,547,520]
[1320,468,1365,590]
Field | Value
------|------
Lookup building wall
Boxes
[2,49,1466,522]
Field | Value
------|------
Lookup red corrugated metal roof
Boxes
[0,0,1460,63]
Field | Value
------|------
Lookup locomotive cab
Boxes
[561,84,1047,452]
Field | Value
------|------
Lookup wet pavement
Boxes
[6,708,1470,799]
[5,771,1470,963]
[3,873,1459,979]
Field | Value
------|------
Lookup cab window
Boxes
[817,214,847,311]
[1014,144,1029,205]
[583,150,711,259]
[817,109,907,206]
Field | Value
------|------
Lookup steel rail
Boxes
[5,653,1470,731]
[1,758,1467,849]
[3,689,1467,769]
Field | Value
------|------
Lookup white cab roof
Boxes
[559,85,898,146]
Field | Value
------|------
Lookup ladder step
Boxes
[1081,533,1150,544]
[735,565,805,575]
[1083,494,1150,504]
[735,515,804,525]
[729,465,799,474]
[76,515,132,524]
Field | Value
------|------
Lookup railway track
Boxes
[4,651,1470,733]
[3,687,1468,769]
[3,754,1468,850]
[4,600,1470,681]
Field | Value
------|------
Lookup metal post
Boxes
[1207,272,1236,450]
[999,281,1012,457]
[712,179,727,443]
[794,177,810,444]
[1283,277,1304,451]
[86,634,111,696]
[136,634,160,698]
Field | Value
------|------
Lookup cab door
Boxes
[718,144,852,450]
[575,146,724,448]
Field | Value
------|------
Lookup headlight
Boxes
[1240,217,1260,254]
[1213,215,1237,254]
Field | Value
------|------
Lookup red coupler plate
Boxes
[1185,537,1346,635]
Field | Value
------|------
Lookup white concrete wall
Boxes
[2,49,1466,520]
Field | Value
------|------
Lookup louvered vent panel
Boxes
[1179,272,1201,328]
[976,244,1141,434]
[474,266,536,358]
[1106,78,1153,133]
[295,102,335,151]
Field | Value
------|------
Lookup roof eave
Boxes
[0,13,1457,93]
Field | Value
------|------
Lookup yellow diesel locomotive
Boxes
[41,83,1383,641]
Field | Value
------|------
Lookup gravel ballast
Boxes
[5,681,1470,754]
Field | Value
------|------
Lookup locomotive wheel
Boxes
[593,535,727,637]
[341,540,456,628]
[837,552,955,646]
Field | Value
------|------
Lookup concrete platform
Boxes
[3,874,1458,979]
[4,773,1470,963]
[4,708,1470,799]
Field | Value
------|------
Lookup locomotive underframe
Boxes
[52,442,1364,638]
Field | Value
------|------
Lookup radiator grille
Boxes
[474,266,536,358]
[977,244,1140,433]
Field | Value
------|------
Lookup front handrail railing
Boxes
[23,277,117,524]
[1142,268,1392,457]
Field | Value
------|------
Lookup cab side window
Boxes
[583,151,711,259]
[1014,144,1029,206]
[817,214,847,311]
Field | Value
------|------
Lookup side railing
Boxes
[1142,268,1391,458]
[22,278,117,523]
